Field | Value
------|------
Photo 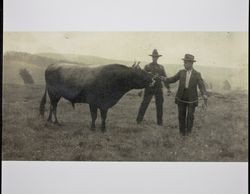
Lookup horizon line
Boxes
[3,50,248,69]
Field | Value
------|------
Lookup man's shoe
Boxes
[186,130,192,136]
[157,121,163,126]
[180,131,186,136]
[137,120,142,124]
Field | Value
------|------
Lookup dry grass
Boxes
[2,84,248,161]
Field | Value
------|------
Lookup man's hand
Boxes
[203,95,208,107]
[167,89,172,96]
[149,79,156,87]
[159,76,167,82]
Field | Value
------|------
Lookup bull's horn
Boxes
[135,61,141,69]
[132,61,137,67]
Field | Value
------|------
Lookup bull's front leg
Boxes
[100,108,108,133]
[89,104,97,131]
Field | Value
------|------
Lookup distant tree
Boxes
[19,68,34,84]
[223,80,231,90]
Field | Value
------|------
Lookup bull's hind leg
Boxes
[47,105,53,122]
[48,90,61,125]
[52,102,61,125]
[89,104,97,131]
[100,109,108,133]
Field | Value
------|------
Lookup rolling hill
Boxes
[3,51,248,90]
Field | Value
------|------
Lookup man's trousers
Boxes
[136,88,164,125]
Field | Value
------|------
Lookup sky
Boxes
[3,32,248,68]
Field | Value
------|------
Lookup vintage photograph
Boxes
[2,32,248,161]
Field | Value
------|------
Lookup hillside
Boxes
[3,51,87,85]
[3,51,248,90]
[37,52,133,66]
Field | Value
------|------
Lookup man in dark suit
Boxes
[136,49,171,125]
[164,54,207,136]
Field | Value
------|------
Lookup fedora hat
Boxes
[149,49,162,57]
[182,54,196,62]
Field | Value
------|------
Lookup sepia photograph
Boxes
[2,0,249,193]
[2,32,248,161]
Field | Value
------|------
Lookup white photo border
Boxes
[2,0,249,194]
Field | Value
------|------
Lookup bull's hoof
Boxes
[90,126,96,131]
[101,128,106,133]
[54,121,62,126]
[47,118,52,123]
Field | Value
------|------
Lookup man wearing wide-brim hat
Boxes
[136,49,171,126]
[163,54,208,136]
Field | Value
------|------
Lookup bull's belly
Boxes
[85,92,126,109]
[87,99,119,109]
[47,84,87,102]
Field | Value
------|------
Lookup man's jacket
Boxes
[166,69,207,106]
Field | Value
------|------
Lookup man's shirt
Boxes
[185,69,193,88]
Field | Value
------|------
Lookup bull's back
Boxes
[46,63,129,87]
[45,63,96,86]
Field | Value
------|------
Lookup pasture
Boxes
[2,83,248,161]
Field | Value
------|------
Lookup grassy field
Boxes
[2,83,248,161]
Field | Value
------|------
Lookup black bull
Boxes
[39,63,154,132]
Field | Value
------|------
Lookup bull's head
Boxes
[131,61,155,89]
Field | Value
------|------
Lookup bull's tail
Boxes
[39,85,47,117]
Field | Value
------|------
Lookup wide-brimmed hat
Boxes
[182,54,196,62]
[149,49,162,57]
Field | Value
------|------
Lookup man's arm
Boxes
[197,72,207,96]
[197,72,208,106]
[162,67,170,89]
[163,70,181,84]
